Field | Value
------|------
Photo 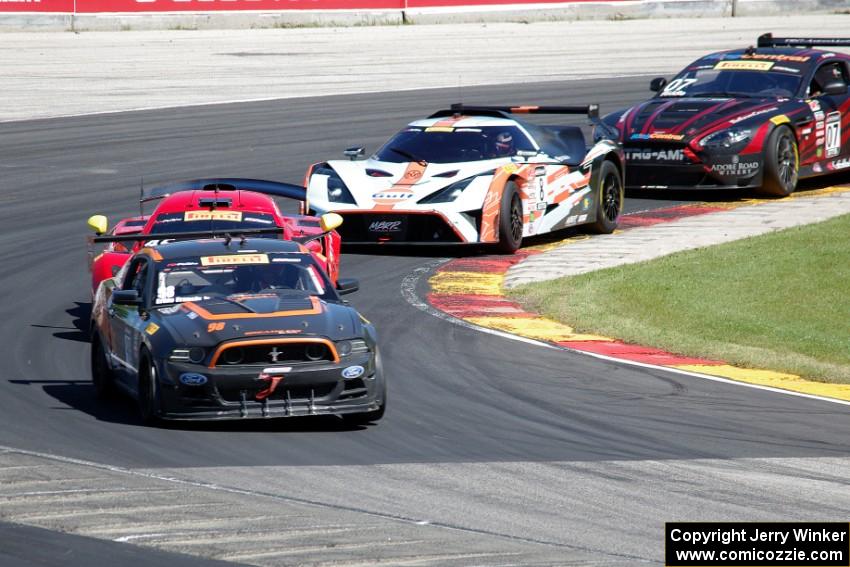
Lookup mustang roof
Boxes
[151,238,304,260]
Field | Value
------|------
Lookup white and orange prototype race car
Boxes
[303,104,625,252]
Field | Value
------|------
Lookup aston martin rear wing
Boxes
[431,103,600,120]
[139,178,306,205]
[757,33,850,48]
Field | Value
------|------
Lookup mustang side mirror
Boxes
[822,79,848,96]
[336,278,359,295]
[320,213,343,232]
[87,214,109,235]
[112,289,142,306]
[344,147,365,160]
[650,77,668,92]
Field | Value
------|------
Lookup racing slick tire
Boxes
[495,181,523,254]
[587,160,623,234]
[759,125,799,197]
[91,332,115,400]
[138,350,161,425]
[343,353,386,425]
[343,396,385,426]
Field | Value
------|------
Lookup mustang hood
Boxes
[620,97,782,143]
[328,158,507,207]
[156,293,360,346]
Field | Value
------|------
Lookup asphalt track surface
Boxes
[2,76,850,566]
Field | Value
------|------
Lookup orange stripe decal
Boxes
[479,165,526,243]
[432,115,468,128]
[184,296,322,321]
[371,161,427,209]
[554,172,591,204]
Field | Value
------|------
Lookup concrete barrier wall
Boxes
[0,0,846,31]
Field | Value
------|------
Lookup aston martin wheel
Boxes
[759,125,798,197]
[91,332,115,400]
[138,351,160,425]
[495,181,523,254]
[588,160,623,234]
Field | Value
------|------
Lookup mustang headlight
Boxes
[698,128,752,151]
[169,347,205,364]
[315,166,356,204]
[418,177,475,204]
[336,339,370,356]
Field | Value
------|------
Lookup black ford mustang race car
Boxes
[90,237,385,425]
[604,34,850,195]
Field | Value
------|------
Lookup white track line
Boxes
[402,261,850,409]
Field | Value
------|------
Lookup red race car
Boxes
[87,178,342,293]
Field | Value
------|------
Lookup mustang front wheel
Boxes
[138,352,160,425]
[759,125,798,197]
[343,353,386,425]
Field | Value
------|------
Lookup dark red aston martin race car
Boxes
[604,34,850,195]
[87,178,342,293]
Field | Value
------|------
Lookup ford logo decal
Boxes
[341,365,365,380]
[179,373,208,386]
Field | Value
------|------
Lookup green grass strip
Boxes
[510,213,850,383]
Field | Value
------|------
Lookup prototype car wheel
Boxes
[138,351,160,425]
[91,332,115,400]
[588,160,623,234]
[759,125,798,197]
[495,181,523,253]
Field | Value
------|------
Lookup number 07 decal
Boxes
[662,78,698,97]
[825,112,841,158]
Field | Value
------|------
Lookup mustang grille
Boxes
[214,341,335,367]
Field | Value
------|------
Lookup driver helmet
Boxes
[232,265,263,293]
[494,131,515,156]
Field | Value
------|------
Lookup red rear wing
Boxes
[140,178,306,205]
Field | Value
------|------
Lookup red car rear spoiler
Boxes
[90,226,325,246]
[139,178,306,205]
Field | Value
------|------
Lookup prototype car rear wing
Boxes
[139,178,307,205]
[757,33,850,48]
[432,104,600,120]
[431,103,618,144]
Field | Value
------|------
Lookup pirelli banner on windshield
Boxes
[0,0,628,14]
[665,522,850,567]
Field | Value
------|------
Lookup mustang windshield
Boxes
[154,253,334,305]
[374,125,536,163]
[148,211,277,235]
[659,68,802,98]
